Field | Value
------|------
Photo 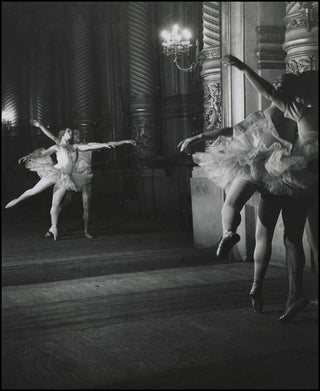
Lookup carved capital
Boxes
[286,54,318,73]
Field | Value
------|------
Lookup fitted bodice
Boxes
[54,145,78,174]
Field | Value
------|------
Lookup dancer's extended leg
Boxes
[222,178,257,233]
[82,183,94,239]
[282,197,308,305]
[216,178,256,259]
[5,178,54,208]
[250,194,282,313]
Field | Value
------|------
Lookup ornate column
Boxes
[128,2,156,158]
[191,2,224,248]
[283,2,318,73]
[69,4,95,141]
[2,27,20,136]
[201,2,222,132]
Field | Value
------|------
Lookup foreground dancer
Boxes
[5,127,135,240]
[222,56,318,322]
[178,73,302,259]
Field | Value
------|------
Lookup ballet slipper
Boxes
[278,296,309,323]
[249,281,264,313]
[216,231,240,259]
[5,199,19,209]
[84,231,95,239]
[46,225,58,241]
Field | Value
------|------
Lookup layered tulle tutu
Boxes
[193,111,318,197]
[25,148,79,192]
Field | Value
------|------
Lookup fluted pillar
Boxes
[70,4,95,141]
[201,2,222,131]
[128,2,155,158]
[31,23,54,137]
[2,30,20,136]
[283,2,318,73]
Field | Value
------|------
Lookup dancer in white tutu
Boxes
[29,120,133,239]
[5,126,135,240]
[178,71,304,259]
[178,58,317,322]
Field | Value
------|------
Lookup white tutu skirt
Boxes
[25,149,79,192]
[193,111,318,197]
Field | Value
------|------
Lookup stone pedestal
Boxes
[190,167,223,248]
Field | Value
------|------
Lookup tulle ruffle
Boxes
[25,149,79,192]
[193,111,318,197]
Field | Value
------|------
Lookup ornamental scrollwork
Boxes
[203,82,222,130]
[286,55,318,73]
[132,116,155,158]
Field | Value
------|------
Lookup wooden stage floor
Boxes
[2,217,319,389]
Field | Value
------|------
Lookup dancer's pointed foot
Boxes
[5,199,19,209]
[278,296,309,323]
[249,281,264,313]
[46,225,58,241]
[216,231,240,259]
[84,231,95,239]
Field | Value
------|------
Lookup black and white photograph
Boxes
[2,1,318,389]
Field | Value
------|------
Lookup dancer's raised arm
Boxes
[222,55,288,112]
[30,119,60,144]
[177,127,233,152]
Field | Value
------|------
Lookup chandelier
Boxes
[161,24,201,72]
[2,110,13,130]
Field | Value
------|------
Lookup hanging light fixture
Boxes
[161,24,201,72]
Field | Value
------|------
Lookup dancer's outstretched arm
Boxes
[177,127,233,152]
[222,55,287,112]
[18,145,58,163]
[30,119,60,144]
[76,140,136,152]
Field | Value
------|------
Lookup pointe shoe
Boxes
[5,199,18,209]
[249,282,264,313]
[278,296,309,323]
[46,226,58,241]
[84,231,95,239]
[216,231,240,259]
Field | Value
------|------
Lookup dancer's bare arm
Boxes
[76,140,136,151]
[222,55,287,112]
[18,145,58,163]
[30,119,60,144]
[177,127,233,152]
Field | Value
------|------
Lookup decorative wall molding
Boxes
[255,25,286,70]
[256,26,285,43]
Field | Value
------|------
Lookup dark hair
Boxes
[297,70,318,105]
[273,73,299,101]
[58,128,73,142]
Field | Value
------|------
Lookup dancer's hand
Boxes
[222,55,246,71]
[18,155,29,164]
[122,140,136,146]
[30,119,41,127]
[177,135,201,152]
